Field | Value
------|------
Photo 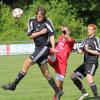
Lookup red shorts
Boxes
[48,57,67,77]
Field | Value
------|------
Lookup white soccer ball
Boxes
[12,8,23,18]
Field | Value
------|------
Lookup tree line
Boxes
[0,0,100,42]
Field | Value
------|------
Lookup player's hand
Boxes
[50,48,59,55]
[77,48,83,54]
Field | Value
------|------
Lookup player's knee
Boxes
[44,72,50,79]
[70,72,78,80]
[70,72,74,80]
[87,74,94,84]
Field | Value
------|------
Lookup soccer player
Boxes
[70,24,100,100]
[48,26,75,100]
[1,6,62,100]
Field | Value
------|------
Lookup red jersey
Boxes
[56,35,75,65]
[48,35,75,76]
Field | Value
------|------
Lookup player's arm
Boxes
[65,34,72,41]
[50,35,55,48]
[27,18,48,39]
[77,48,83,54]
[49,33,59,54]
[27,18,34,36]
[85,44,100,56]
[46,19,57,53]
[86,49,100,55]
[29,28,47,39]
[65,34,75,44]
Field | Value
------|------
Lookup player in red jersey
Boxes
[48,26,75,100]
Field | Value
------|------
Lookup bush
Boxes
[0,1,99,42]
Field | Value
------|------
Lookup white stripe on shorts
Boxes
[33,46,47,62]
[90,64,95,75]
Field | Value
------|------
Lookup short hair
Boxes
[88,24,96,30]
[36,6,46,15]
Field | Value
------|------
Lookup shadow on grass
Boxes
[84,96,100,100]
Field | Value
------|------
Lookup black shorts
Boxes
[74,63,98,79]
[30,46,50,66]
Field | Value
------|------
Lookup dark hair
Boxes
[36,6,46,15]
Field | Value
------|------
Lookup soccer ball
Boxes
[12,8,23,18]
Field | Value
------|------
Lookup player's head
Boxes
[36,6,46,22]
[61,26,70,35]
[87,24,96,37]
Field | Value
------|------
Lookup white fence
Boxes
[0,43,35,55]
[0,43,81,55]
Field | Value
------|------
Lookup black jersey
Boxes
[28,17,54,47]
[79,36,100,63]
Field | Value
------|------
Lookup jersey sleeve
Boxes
[45,19,54,36]
[27,18,34,36]
[94,37,100,53]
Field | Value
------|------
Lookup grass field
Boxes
[0,52,100,100]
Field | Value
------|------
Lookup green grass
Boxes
[0,53,100,100]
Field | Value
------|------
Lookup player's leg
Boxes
[35,46,60,93]
[55,74,64,99]
[86,63,98,98]
[40,63,59,92]
[70,64,89,100]
[87,74,98,98]
[52,63,66,100]
[12,57,33,85]
[39,62,62,100]
[53,80,64,100]
[70,72,87,94]
[70,64,87,94]
[1,47,41,91]
[48,56,65,100]
[56,80,63,90]
[1,57,33,90]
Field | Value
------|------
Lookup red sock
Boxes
[53,95,56,100]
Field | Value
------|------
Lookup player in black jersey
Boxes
[70,24,100,100]
[1,6,62,100]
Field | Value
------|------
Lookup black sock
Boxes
[48,77,59,93]
[72,78,87,94]
[13,71,26,86]
[90,82,98,97]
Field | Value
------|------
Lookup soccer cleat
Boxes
[78,93,89,100]
[1,83,16,91]
[56,90,63,100]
